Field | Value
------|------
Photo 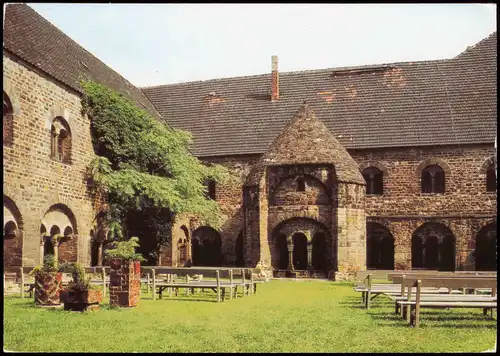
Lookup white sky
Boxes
[27,3,497,87]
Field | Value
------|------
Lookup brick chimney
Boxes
[271,55,279,101]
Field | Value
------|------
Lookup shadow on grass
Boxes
[374,321,497,329]
[153,297,219,303]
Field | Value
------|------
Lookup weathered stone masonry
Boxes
[3,52,101,267]
[3,4,496,277]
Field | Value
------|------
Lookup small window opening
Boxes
[297,178,306,192]
[486,166,496,192]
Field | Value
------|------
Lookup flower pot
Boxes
[109,259,141,307]
[60,289,102,311]
[34,272,62,306]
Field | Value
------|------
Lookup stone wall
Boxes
[369,216,497,271]
[270,175,330,206]
[193,143,495,273]
[3,52,101,267]
[336,183,366,274]
[58,237,78,263]
[199,155,259,266]
[350,145,496,216]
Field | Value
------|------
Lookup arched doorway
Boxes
[3,195,23,268]
[366,223,394,270]
[292,232,308,270]
[235,231,244,267]
[90,235,100,267]
[312,232,327,270]
[41,204,78,263]
[270,217,330,271]
[411,222,456,271]
[475,223,497,271]
[177,226,190,267]
[274,233,288,270]
[192,227,222,266]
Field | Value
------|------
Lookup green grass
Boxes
[3,280,497,352]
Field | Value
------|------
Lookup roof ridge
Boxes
[141,58,450,89]
[6,4,163,119]
[453,31,497,59]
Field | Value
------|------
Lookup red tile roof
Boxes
[143,33,497,157]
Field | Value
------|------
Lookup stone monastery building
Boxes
[3,4,497,278]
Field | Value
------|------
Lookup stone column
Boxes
[39,240,45,264]
[307,243,313,270]
[98,242,103,266]
[53,236,59,262]
[51,131,59,160]
[287,240,294,270]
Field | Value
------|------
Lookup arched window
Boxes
[486,166,496,192]
[421,165,445,194]
[204,180,216,200]
[51,117,72,164]
[297,177,306,192]
[362,167,383,195]
[3,92,14,147]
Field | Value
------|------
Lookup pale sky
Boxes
[27,3,497,87]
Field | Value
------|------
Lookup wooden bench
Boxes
[146,267,256,302]
[354,274,461,309]
[388,271,496,282]
[354,272,495,309]
[396,276,497,327]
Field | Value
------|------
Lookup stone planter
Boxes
[109,259,141,308]
[34,272,62,306]
[60,289,102,311]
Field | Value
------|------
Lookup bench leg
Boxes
[406,304,411,322]
[395,302,399,315]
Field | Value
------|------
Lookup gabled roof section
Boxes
[3,4,163,120]
[143,32,497,157]
[258,103,364,184]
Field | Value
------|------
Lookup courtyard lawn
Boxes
[3,280,496,353]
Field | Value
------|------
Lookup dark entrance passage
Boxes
[411,222,456,271]
[292,232,308,270]
[90,238,100,266]
[475,223,497,271]
[192,226,222,267]
[312,232,327,270]
[235,231,244,267]
[366,223,394,270]
[275,233,289,269]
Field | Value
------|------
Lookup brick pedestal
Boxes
[34,272,62,306]
[109,259,141,308]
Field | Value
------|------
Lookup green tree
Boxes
[81,80,228,260]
